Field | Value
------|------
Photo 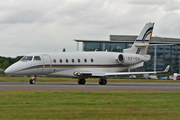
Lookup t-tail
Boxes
[117,22,154,69]
[123,22,154,55]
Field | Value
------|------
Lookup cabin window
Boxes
[91,58,94,63]
[72,59,74,63]
[59,59,62,63]
[53,59,56,63]
[33,56,41,61]
[66,59,68,63]
[84,59,87,63]
[78,59,80,63]
[21,56,33,61]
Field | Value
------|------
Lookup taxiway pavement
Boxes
[0,82,180,92]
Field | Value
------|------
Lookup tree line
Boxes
[0,56,23,70]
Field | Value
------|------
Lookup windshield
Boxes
[21,56,33,61]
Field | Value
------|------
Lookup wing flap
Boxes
[105,65,170,76]
[104,71,156,76]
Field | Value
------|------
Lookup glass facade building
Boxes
[147,45,180,73]
[83,42,128,52]
[76,35,180,73]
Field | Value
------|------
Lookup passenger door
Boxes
[42,55,51,74]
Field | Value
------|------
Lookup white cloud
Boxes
[1,0,180,57]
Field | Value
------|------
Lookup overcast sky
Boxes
[1,0,180,57]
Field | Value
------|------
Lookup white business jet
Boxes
[5,22,170,85]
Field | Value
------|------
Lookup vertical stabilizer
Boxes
[123,22,154,55]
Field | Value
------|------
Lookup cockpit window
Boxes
[21,56,33,61]
[33,56,41,61]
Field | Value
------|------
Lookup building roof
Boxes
[74,35,180,44]
[74,39,109,42]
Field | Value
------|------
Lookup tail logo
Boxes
[135,27,153,43]
[123,22,154,55]
[136,48,141,54]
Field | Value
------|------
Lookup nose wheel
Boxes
[29,75,36,84]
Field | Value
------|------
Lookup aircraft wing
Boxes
[105,71,158,76]
[74,65,170,77]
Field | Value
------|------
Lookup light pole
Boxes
[154,45,157,73]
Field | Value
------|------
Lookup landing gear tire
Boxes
[29,75,36,84]
[99,78,107,85]
[78,78,86,85]
[29,78,36,84]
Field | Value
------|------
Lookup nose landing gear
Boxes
[29,75,36,84]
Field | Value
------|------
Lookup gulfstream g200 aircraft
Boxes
[5,22,170,85]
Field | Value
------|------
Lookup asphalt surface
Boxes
[0,82,180,92]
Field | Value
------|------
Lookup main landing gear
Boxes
[77,78,107,85]
[29,75,36,84]
[78,78,86,85]
[99,78,107,85]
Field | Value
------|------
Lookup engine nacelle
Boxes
[117,53,150,65]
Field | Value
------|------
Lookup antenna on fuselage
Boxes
[95,49,98,52]
[63,48,66,52]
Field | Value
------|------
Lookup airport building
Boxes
[75,35,180,74]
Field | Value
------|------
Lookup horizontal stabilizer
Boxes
[130,62,144,69]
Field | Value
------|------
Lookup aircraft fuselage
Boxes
[5,51,129,77]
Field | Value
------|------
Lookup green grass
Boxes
[0,91,180,120]
[0,76,180,82]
